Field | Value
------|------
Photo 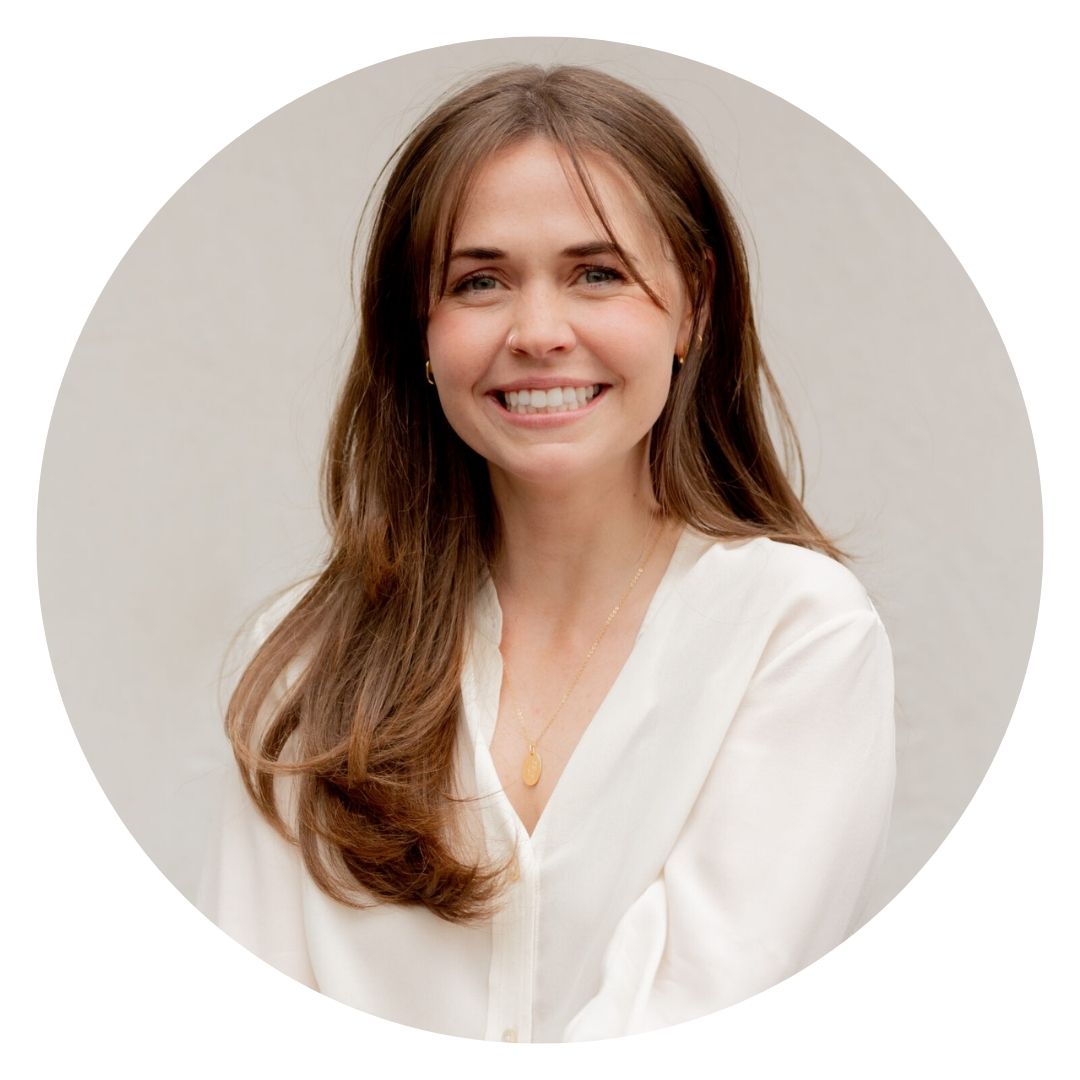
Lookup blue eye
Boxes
[581,266,624,285]
[454,274,499,293]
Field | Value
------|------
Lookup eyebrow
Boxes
[447,241,632,262]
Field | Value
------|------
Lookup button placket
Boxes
[464,624,539,1043]
[482,809,539,1042]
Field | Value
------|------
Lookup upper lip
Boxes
[490,376,608,393]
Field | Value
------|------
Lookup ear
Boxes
[675,302,695,361]
[676,252,715,358]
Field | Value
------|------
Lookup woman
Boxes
[200,64,895,1042]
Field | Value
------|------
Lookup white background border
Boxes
[7,2,1076,1076]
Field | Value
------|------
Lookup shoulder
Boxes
[238,579,317,701]
[675,529,883,660]
[684,530,872,610]
[749,536,873,614]
[250,579,314,650]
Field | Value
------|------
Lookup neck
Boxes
[488,450,673,629]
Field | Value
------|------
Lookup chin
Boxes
[490,446,645,492]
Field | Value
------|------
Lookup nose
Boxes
[507,284,576,359]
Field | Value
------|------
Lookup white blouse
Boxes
[199,526,896,1042]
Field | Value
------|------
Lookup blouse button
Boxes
[502,1028,517,1043]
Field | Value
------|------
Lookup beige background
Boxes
[38,38,1040,928]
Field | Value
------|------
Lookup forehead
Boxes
[449,136,666,252]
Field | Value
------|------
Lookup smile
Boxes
[496,384,604,415]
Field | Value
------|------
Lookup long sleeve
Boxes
[564,607,896,1039]
[196,763,319,989]
[196,585,318,988]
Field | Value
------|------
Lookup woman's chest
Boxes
[488,616,646,837]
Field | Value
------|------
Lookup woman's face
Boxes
[425,137,693,495]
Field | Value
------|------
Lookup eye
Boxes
[452,273,501,294]
[579,265,625,286]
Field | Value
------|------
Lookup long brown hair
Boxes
[226,64,848,924]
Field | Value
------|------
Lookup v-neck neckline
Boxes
[468,524,703,848]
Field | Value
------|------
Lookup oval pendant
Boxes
[522,747,542,787]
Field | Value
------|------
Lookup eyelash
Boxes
[451,265,627,294]
[580,265,626,286]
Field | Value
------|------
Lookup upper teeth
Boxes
[501,385,601,413]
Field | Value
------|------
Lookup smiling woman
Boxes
[426,136,698,833]
[199,64,896,1041]
[427,138,693,503]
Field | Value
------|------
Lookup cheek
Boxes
[608,313,680,409]
[586,309,678,385]
[426,310,498,380]
[586,298,679,350]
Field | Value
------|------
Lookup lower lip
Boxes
[486,387,609,427]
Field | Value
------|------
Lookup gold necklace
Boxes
[499,518,668,788]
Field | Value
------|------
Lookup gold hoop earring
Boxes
[425,360,435,386]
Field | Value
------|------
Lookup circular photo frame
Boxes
[38,36,1041,1042]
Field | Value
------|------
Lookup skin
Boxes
[425,137,694,832]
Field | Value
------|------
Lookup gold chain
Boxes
[499,517,668,787]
